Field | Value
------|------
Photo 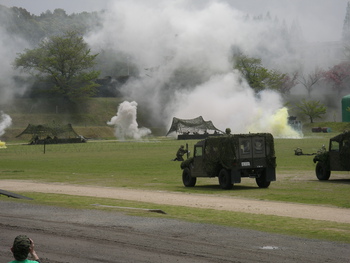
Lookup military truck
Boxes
[313,131,350,180]
[180,133,276,189]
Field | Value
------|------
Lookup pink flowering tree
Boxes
[323,62,350,95]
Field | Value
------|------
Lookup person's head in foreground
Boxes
[12,235,31,261]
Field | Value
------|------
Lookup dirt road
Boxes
[1,180,350,262]
[1,180,350,223]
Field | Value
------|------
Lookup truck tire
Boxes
[256,170,271,188]
[182,167,196,187]
[315,162,331,180]
[218,169,233,190]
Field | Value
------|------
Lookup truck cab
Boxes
[314,131,350,180]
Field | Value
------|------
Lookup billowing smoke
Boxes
[0,24,31,104]
[0,111,12,137]
[85,1,333,138]
[173,72,301,138]
[107,101,151,140]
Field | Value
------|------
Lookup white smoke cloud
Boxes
[172,72,301,137]
[86,0,328,138]
[0,111,12,137]
[107,101,151,140]
[0,24,31,104]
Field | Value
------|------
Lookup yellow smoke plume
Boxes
[0,140,7,149]
[248,107,302,138]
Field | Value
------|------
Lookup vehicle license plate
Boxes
[241,161,250,167]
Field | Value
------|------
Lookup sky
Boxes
[0,0,348,42]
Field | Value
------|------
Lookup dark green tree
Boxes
[233,54,285,93]
[14,31,100,103]
[295,99,327,123]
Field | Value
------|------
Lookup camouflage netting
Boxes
[204,136,237,175]
[16,123,80,139]
[181,133,276,175]
[166,116,223,136]
[330,130,350,143]
[204,133,276,174]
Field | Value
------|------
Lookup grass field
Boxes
[1,131,350,243]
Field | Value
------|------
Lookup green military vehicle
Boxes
[180,133,276,189]
[313,131,350,180]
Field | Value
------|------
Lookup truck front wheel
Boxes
[218,169,233,190]
[315,162,331,180]
[182,167,196,187]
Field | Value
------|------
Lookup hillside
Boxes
[302,121,350,134]
[2,98,350,142]
[0,98,166,142]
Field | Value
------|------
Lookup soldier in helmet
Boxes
[9,235,41,262]
[173,145,188,161]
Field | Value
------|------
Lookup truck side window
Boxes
[330,141,339,151]
[195,146,203,157]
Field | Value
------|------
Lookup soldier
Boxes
[173,145,188,161]
[294,147,303,155]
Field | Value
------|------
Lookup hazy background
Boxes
[0,0,348,138]
[0,0,346,42]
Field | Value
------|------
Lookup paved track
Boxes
[1,201,350,263]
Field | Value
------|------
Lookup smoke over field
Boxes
[0,112,12,137]
[87,1,309,137]
[0,1,346,139]
[107,101,151,140]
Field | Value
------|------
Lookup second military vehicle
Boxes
[180,133,276,189]
[313,131,350,180]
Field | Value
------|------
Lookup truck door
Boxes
[191,145,206,177]
[252,137,266,160]
[238,137,253,168]
[329,140,342,170]
[238,137,266,168]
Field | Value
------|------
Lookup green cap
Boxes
[13,235,30,260]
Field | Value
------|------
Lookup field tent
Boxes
[16,123,84,144]
[166,116,223,136]
[17,123,79,138]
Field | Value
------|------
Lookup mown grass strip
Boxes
[1,136,349,208]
